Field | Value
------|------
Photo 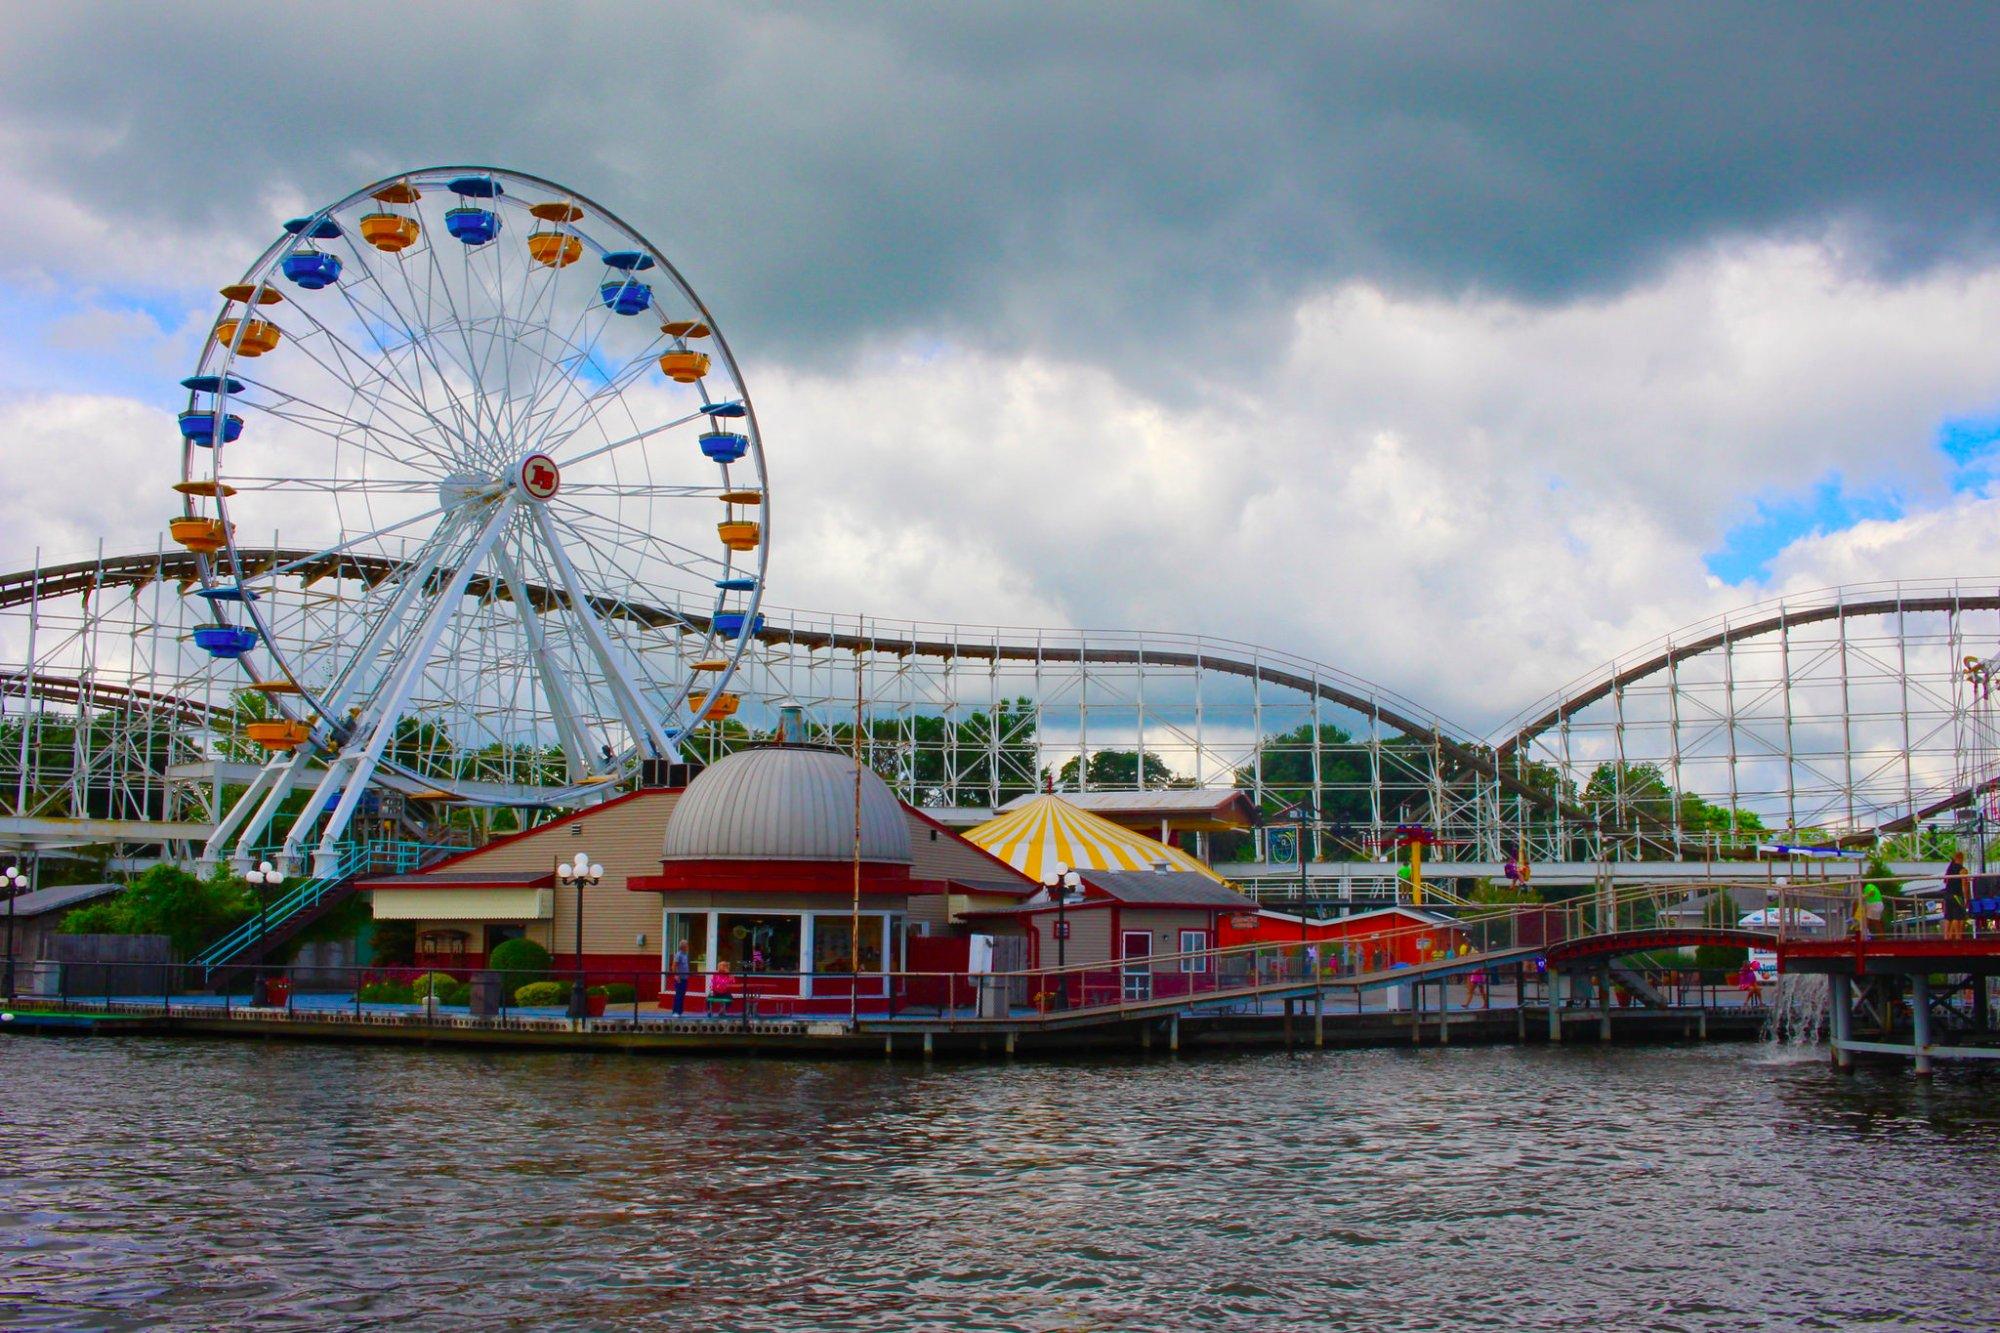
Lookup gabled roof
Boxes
[965,795,1226,883]
[7,881,122,917]
[1081,870,1254,909]
[996,788,1259,830]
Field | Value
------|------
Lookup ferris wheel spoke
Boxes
[552,407,711,471]
[237,396,449,481]
[273,298,469,464]
[525,502,675,756]
[243,498,461,584]
[321,260,482,458]
[224,476,441,494]
[545,501,727,582]
[343,236,493,454]
[529,336,672,458]
[415,222,507,449]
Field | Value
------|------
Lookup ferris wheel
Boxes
[176,167,769,873]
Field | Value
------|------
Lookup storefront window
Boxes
[716,912,800,973]
[812,914,885,974]
[665,912,709,967]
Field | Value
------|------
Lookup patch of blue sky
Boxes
[0,277,208,400]
[1703,476,1904,585]
[1937,414,2000,493]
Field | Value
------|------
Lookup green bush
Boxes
[512,980,569,1007]
[488,937,551,997]
[441,982,472,1006]
[58,864,257,958]
[408,972,457,999]
[1694,944,1748,971]
[359,979,415,1003]
[368,919,416,966]
[598,982,637,1003]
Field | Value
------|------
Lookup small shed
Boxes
[1218,905,1466,971]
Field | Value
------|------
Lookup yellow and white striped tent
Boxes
[965,794,1228,884]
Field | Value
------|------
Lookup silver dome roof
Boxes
[661,746,914,864]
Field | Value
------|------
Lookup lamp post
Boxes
[1040,862,1081,1009]
[3,863,29,1000]
[244,860,284,1004]
[556,852,603,1018]
[1283,803,1317,977]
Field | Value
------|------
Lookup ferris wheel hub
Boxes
[515,452,561,501]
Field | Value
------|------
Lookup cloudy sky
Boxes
[4,2,2000,732]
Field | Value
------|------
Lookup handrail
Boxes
[194,840,451,976]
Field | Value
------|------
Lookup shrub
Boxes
[359,979,415,1003]
[408,972,457,999]
[488,937,551,996]
[1694,944,1748,972]
[598,982,637,1003]
[58,864,257,958]
[368,919,416,967]
[441,982,472,1006]
[512,980,569,1007]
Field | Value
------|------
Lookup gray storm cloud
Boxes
[3,2,1998,372]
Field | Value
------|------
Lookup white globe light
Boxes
[588,864,603,880]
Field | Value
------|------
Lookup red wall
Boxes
[1218,911,1466,969]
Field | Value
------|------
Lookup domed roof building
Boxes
[661,746,912,865]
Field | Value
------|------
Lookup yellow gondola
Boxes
[219,284,283,305]
[169,516,230,553]
[248,679,303,695]
[173,480,238,499]
[688,691,740,721]
[690,659,729,671]
[717,520,761,552]
[659,350,710,383]
[360,181,423,252]
[527,232,583,267]
[214,318,281,357]
[245,720,312,752]
[661,319,711,339]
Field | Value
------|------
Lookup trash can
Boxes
[469,970,502,1017]
[266,976,292,1007]
[977,976,1009,1019]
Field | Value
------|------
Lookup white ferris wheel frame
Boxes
[179,166,769,875]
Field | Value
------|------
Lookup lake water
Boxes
[2,1036,1996,1331]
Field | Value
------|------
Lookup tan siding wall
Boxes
[376,790,680,957]
[905,811,1033,889]
[1117,908,1213,970]
[1035,907,1113,965]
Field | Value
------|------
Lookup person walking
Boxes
[1944,851,1970,943]
[670,941,691,1017]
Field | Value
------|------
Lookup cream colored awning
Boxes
[369,888,553,922]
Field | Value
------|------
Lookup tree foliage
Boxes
[1051,749,1178,791]
[58,863,256,958]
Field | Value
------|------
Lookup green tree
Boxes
[58,863,257,959]
[1051,749,1177,791]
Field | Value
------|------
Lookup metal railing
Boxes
[193,840,452,977]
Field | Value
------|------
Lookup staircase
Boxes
[195,840,455,984]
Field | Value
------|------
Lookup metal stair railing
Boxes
[194,840,448,979]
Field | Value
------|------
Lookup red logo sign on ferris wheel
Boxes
[519,453,560,500]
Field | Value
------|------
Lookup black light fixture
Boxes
[556,852,603,1018]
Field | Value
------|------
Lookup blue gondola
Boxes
[714,577,758,592]
[193,625,259,659]
[705,401,747,418]
[602,250,656,271]
[445,207,501,245]
[180,374,246,396]
[599,279,652,315]
[178,410,243,447]
[281,216,343,240]
[194,585,260,603]
[281,250,343,289]
[712,612,765,638]
[446,176,504,198]
[699,431,749,462]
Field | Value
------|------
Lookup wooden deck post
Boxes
[1169,1014,1179,1052]
[1596,963,1613,1043]
[1314,985,1325,1049]
[1548,971,1562,1044]
[1829,973,1853,1070]
[1911,974,1933,1077]
[922,1030,934,1059]
[1005,1030,1016,1056]
[1437,982,1449,1045]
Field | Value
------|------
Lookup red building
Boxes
[1219,906,1466,972]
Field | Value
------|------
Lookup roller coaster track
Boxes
[1495,581,2000,759]
[0,548,1587,825]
